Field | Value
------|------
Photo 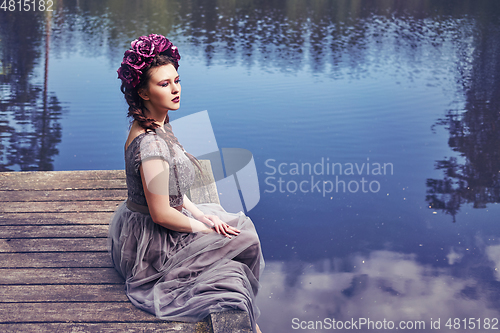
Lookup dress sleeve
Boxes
[133,133,171,175]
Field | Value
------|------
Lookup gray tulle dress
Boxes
[108,130,264,331]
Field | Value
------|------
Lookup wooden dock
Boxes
[0,162,252,332]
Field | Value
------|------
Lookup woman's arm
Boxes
[182,194,205,220]
[182,193,240,238]
[140,158,211,233]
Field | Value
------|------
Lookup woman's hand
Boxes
[197,214,240,238]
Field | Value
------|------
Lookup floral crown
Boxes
[117,34,180,89]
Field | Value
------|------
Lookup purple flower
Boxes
[168,45,181,62]
[149,34,172,53]
[122,50,148,70]
[131,37,155,58]
[117,64,141,88]
[118,34,181,88]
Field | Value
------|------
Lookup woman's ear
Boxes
[138,87,149,101]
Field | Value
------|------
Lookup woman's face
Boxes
[140,64,181,112]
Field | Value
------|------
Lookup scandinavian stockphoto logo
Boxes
[169,110,260,213]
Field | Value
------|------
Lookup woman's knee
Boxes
[238,230,260,247]
[235,232,261,260]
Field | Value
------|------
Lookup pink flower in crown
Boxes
[117,64,141,88]
[168,45,181,62]
[118,34,181,88]
[122,50,148,70]
[131,36,155,58]
[148,34,172,53]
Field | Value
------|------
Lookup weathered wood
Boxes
[0,284,128,302]
[0,165,250,332]
[0,179,126,191]
[0,169,125,181]
[0,322,210,333]
[0,212,113,226]
[0,252,111,268]
[209,310,253,333]
[0,238,106,253]
[0,268,121,285]
[0,189,127,202]
[0,302,187,323]
[0,225,108,239]
[0,201,121,213]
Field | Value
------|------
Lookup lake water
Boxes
[1,1,500,332]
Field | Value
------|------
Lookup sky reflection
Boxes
[259,244,500,332]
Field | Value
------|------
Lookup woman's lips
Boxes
[172,97,180,103]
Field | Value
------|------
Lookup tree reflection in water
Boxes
[426,13,500,222]
[0,10,63,171]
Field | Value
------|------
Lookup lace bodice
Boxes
[125,130,195,208]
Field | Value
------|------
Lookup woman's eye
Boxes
[175,78,181,84]
[161,82,169,87]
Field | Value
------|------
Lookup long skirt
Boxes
[108,200,265,332]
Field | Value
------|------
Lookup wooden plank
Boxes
[0,179,126,191]
[0,201,122,213]
[0,238,107,253]
[0,170,125,185]
[0,166,233,332]
[0,322,210,333]
[0,284,127,302]
[0,302,185,323]
[0,212,114,226]
[0,284,128,302]
[0,225,109,239]
[0,268,122,285]
[0,252,112,268]
[0,189,127,202]
[209,310,253,333]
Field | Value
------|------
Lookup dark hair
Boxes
[121,53,201,172]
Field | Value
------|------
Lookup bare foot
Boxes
[256,323,262,333]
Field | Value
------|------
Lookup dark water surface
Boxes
[2,1,500,332]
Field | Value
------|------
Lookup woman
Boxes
[108,34,264,333]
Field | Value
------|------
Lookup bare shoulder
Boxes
[125,121,147,151]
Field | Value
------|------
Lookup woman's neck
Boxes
[143,104,168,127]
